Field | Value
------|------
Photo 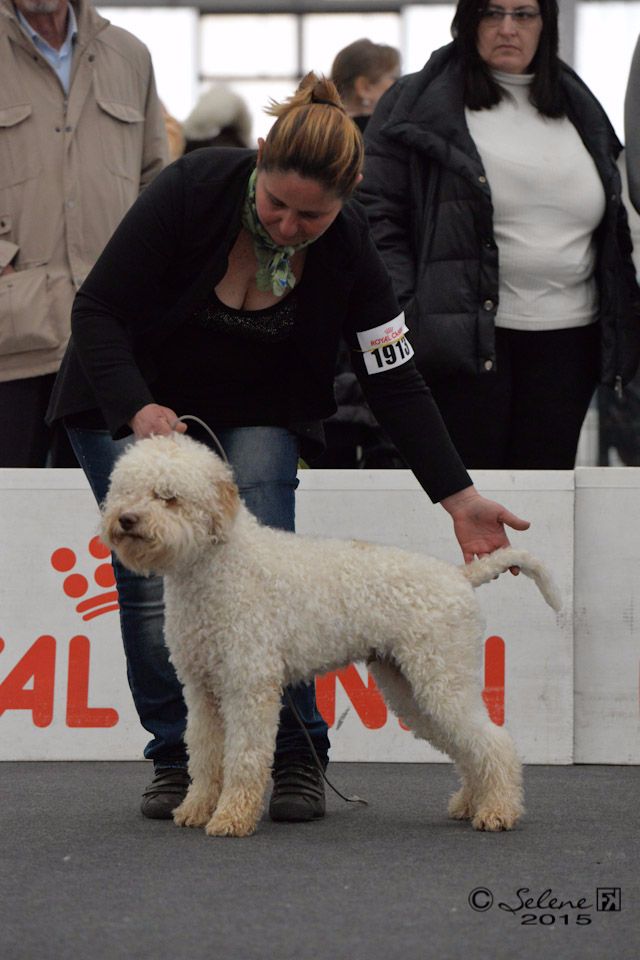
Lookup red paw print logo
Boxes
[50,537,119,621]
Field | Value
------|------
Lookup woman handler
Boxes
[48,74,529,823]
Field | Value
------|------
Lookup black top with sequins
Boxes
[151,288,298,428]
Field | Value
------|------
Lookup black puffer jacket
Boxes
[362,42,640,389]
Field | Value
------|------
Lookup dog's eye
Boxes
[153,491,179,506]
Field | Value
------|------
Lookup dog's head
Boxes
[101,433,240,575]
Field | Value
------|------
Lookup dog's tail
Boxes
[460,548,562,611]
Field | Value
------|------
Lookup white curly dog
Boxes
[101,433,560,838]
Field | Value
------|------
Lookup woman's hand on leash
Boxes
[440,486,530,574]
[129,404,188,439]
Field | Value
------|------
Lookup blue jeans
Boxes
[67,423,330,768]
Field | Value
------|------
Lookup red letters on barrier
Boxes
[316,664,387,729]
[316,638,506,730]
[0,633,504,732]
[0,635,118,728]
[482,635,506,726]
[0,635,56,727]
[66,636,119,728]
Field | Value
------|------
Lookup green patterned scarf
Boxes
[241,168,312,297]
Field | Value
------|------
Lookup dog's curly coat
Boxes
[101,433,560,837]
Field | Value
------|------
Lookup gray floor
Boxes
[1,762,638,960]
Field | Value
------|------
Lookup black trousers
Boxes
[426,324,600,470]
[0,373,77,467]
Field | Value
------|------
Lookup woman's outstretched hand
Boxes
[440,486,530,571]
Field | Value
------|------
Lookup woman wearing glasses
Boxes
[361,0,640,469]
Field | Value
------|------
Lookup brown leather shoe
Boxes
[140,766,190,820]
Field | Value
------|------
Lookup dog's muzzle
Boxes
[118,512,140,533]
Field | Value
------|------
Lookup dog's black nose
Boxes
[119,512,139,532]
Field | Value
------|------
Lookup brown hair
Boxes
[331,38,400,101]
[259,72,363,200]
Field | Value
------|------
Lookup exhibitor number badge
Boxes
[357,315,415,375]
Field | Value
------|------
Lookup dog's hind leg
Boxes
[173,683,224,829]
[369,657,476,816]
[442,713,524,832]
[204,681,283,838]
[409,683,523,831]
[368,656,454,756]
[370,655,523,831]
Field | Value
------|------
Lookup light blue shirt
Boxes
[16,2,78,94]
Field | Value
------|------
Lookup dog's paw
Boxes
[471,807,522,832]
[173,796,215,828]
[448,788,474,821]
[204,809,258,838]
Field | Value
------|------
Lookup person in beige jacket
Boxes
[0,0,168,466]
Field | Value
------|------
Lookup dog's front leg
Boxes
[204,682,282,838]
[173,683,224,829]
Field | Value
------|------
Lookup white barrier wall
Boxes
[0,468,637,764]
[574,469,640,763]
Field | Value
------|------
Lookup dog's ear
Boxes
[210,479,240,542]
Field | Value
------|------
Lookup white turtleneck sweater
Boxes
[465,71,606,330]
